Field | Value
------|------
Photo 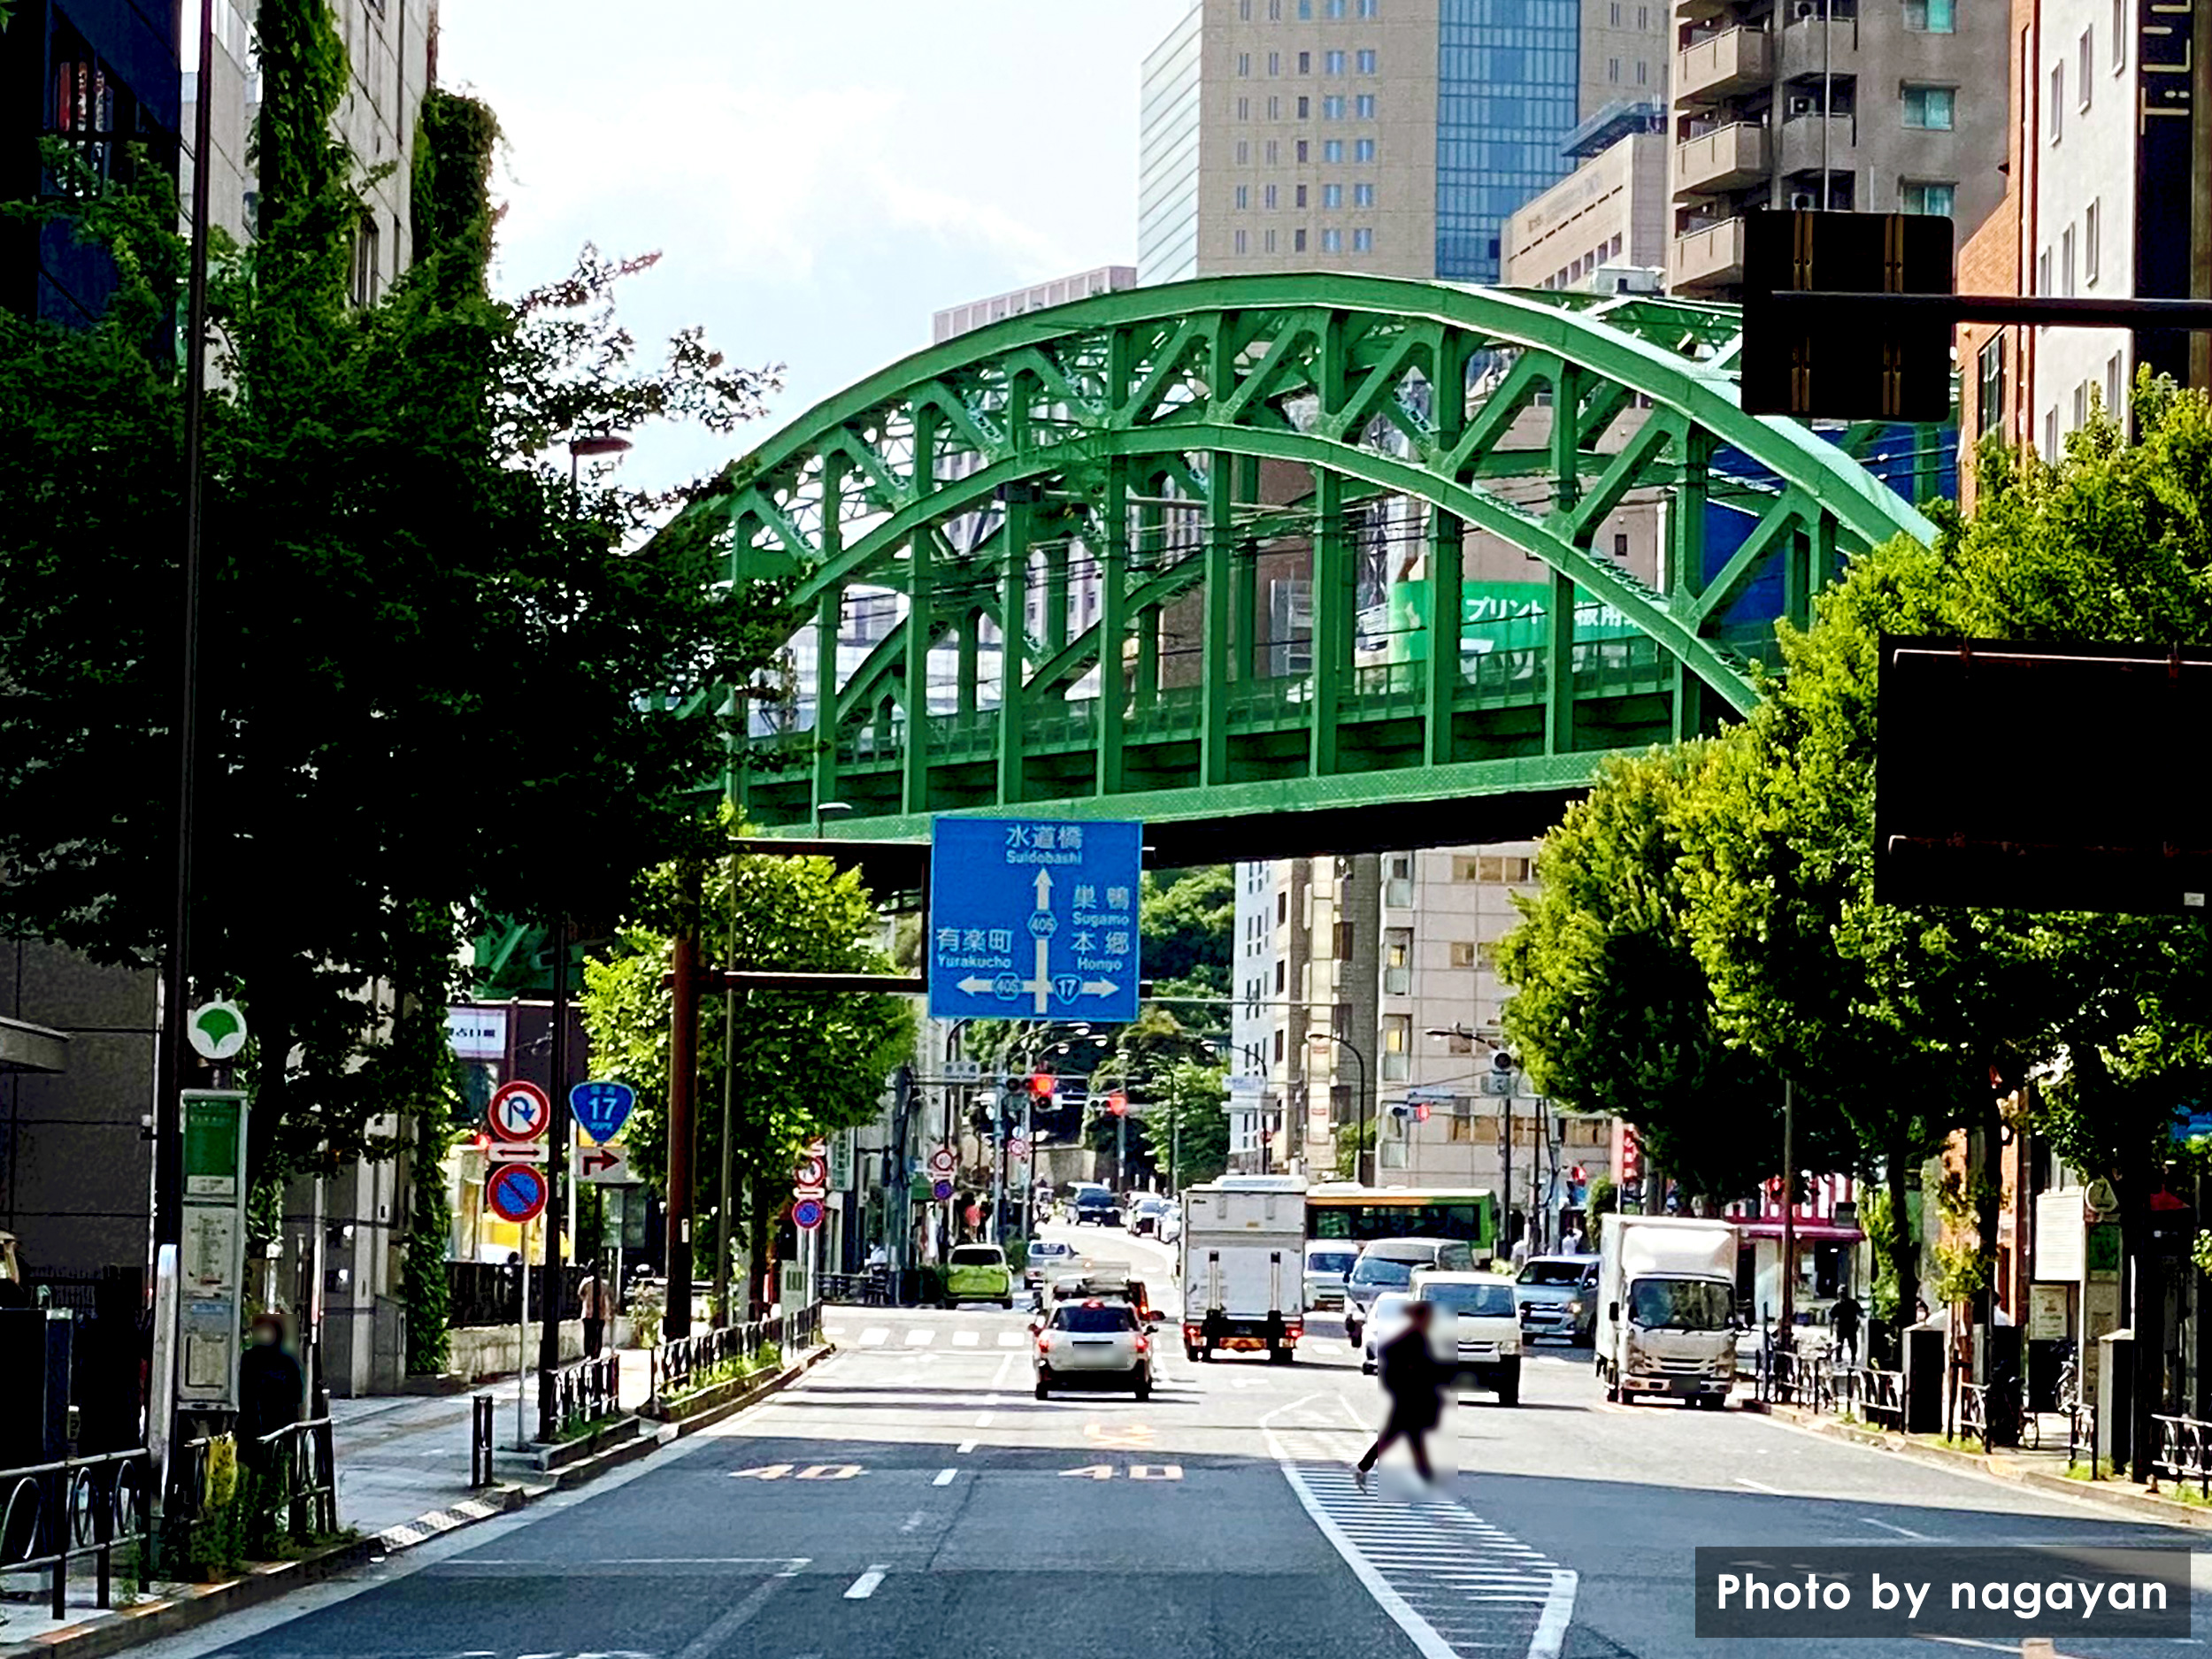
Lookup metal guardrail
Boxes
[2153,1412,2212,1497]
[246,1416,338,1543]
[652,1302,824,1401]
[0,1446,150,1617]
[1959,1381,1993,1454]
[470,1394,496,1488]
[1759,1348,1837,1413]
[1848,1366,1907,1430]
[547,1353,620,1439]
[818,1271,890,1305]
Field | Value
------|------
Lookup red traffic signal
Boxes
[1411,1102,1431,1124]
[1571,1164,1586,1184]
[1106,1091,1127,1117]
[1029,1071,1056,1098]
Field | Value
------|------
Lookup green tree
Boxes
[580,821,916,1293]
[1140,1058,1232,1188]
[1140,867,1234,995]
[0,5,787,1182]
[1497,743,1816,1204]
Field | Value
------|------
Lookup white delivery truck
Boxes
[1594,1215,1740,1408]
[1179,1177,1307,1363]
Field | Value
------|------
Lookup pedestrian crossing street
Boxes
[1266,1408,1577,1659]
[824,1319,1033,1350]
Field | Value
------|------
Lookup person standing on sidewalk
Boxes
[1831,1291,1863,1364]
[579,1268,611,1359]
[1354,1301,1448,1492]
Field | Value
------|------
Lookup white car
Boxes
[1411,1269,1523,1405]
[1034,1299,1154,1400]
[1359,1293,1416,1373]
[1304,1242,1357,1311]
[1025,1238,1079,1289]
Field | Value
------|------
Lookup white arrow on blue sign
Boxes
[570,1080,637,1145]
[927,818,1141,1023]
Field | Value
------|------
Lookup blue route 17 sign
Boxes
[927,818,1141,1024]
[570,1080,637,1145]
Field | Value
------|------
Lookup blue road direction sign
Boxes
[570,1080,637,1145]
[927,818,1141,1023]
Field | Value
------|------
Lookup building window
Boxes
[1263,182,1279,208]
[349,216,381,306]
[1609,1,1621,19]
[2078,29,2096,109]
[1354,181,1374,206]
[1322,182,1342,207]
[1448,940,1479,969]
[2062,223,2075,295]
[1294,95,1308,116]
[1636,58,1648,83]
[1323,94,1346,118]
[1608,57,1620,80]
[1300,0,1313,14]
[2085,198,2100,283]
[1356,48,1377,71]
[1386,856,1414,906]
[1235,184,1250,209]
[1265,227,1279,251]
[2044,408,2059,460]
[1613,531,1631,557]
[1382,1016,1410,1082]
[1240,0,1252,15]
[1385,928,1413,994]
[1268,50,1281,75]
[1451,856,1480,882]
[1236,140,1249,163]
[1238,52,1252,76]
[1321,227,1343,251]
[1296,139,1310,160]
[1298,50,1311,73]
[1976,334,2005,438]
[2107,351,2124,414]
[1358,0,1378,14]
[1324,138,1344,161]
[2112,0,2126,67]
[2072,380,2090,430]
[2048,65,2063,140]
[1326,0,1346,13]
[1354,137,1376,161]
[1275,957,1287,993]
[1237,96,1251,120]
[1352,227,1373,250]
[1326,48,1347,73]
[1903,0,1955,28]
[1639,4,1648,23]
[1294,227,1308,250]
[1355,92,1376,117]
[1902,82,1956,129]
[1234,228,1249,254]
[1901,180,1955,216]
[1271,96,1285,118]
[1265,138,1280,163]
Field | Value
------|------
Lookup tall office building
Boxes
[1955,0,2208,487]
[1138,0,1670,287]
[1665,0,2010,298]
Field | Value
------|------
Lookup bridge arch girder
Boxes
[679,273,1935,840]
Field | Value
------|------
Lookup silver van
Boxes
[1344,1237,1478,1343]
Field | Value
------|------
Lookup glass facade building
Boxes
[1138,4,1204,286]
[1434,0,1582,283]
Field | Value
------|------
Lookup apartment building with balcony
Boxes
[1665,0,2008,297]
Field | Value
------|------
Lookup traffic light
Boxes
[1029,1071,1056,1098]
[1106,1091,1127,1118]
[1412,1101,1432,1125]
[1740,208,1954,421]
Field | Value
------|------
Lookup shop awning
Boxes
[0,1015,69,1074]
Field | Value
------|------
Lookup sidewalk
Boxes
[328,1347,654,1539]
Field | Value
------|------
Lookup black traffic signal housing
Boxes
[1740,209,1955,423]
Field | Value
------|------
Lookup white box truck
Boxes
[1595,1215,1740,1408]
[1179,1178,1306,1363]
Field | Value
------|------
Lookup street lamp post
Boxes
[1310,1033,1371,1185]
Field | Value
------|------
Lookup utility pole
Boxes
[664,866,701,1340]
[1502,1091,1514,1262]
[535,915,571,1442]
[1779,1078,1797,1343]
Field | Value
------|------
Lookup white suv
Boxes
[1409,1269,1523,1406]
[1033,1299,1154,1400]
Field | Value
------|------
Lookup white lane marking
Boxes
[857,1327,889,1347]
[1861,1516,1932,1540]
[843,1565,889,1600]
[933,1468,958,1486]
[674,1566,803,1659]
[1917,1639,2025,1653]
[973,1412,995,1427]
[993,1352,1018,1388]
[996,1332,1024,1347]
[1527,1575,1576,1659]
[1734,1477,1786,1495]
[900,1509,927,1532]
[904,1329,934,1347]
[954,1331,980,1347]
[956,1440,978,1454]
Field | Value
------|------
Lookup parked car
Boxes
[1412,1269,1523,1404]
[1344,1238,1479,1345]
[1515,1254,1601,1343]
[1303,1242,1358,1311]
[1034,1298,1154,1399]
[1025,1238,1079,1290]
[943,1243,1015,1309]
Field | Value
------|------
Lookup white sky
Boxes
[438,0,1192,492]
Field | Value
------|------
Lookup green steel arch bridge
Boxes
[683,272,1939,867]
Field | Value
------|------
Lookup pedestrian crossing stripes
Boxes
[826,1323,1028,1349]
[1263,1406,1577,1659]
[374,1493,509,1552]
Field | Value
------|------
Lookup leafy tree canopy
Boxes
[1140,867,1234,996]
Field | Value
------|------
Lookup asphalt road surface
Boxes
[145,1224,2207,1659]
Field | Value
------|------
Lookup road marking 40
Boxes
[728,1463,864,1480]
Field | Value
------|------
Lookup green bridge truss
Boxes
[682,273,1936,862]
